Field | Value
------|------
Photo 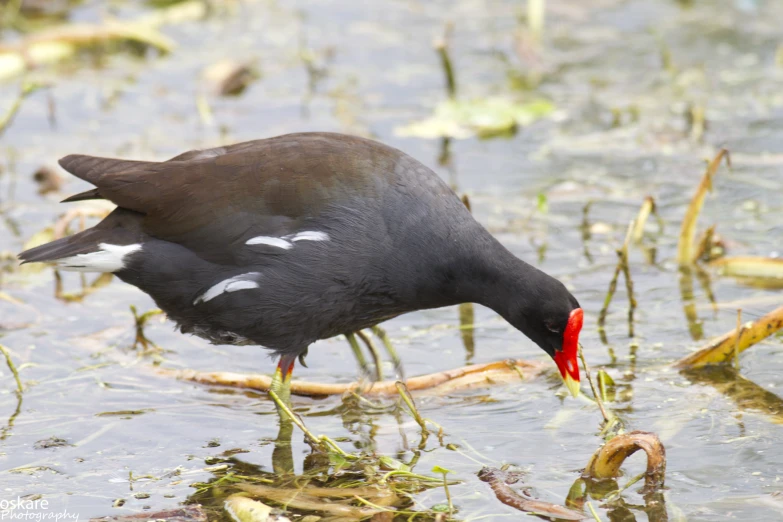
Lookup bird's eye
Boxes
[545,322,560,334]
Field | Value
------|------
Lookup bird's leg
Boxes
[371,325,405,380]
[346,332,372,379]
[356,330,383,381]
[270,354,296,412]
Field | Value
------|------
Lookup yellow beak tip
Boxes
[563,374,581,398]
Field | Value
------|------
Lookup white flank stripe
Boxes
[56,243,142,273]
[194,272,262,305]
[292,231,330,242]
[245,236,293,249]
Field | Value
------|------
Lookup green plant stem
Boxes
[395,381,428,433]
[0,82,42,138]
[586,501,602,521]
[604,472,646,504]
[268,390,317,444]
[578,345,610,423]
[268,390,350,458]
[0,344,23,396]
[441,471,453,516]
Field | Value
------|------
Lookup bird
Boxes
[18,132,583,403]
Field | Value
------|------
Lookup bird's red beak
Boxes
[553,308,583,397]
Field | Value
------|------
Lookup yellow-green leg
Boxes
[356,330,384,381]
[270,355,295,413]
[371,325,404,380]
[346,332,371,378]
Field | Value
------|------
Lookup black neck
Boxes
[455,238,546,326]
[414,228,549,333]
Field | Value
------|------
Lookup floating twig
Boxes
[159,359,545,397]
[674,305,783,369]
[478,467,585,520]
[710,256,783,280]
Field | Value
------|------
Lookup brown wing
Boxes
[58,133,400,264]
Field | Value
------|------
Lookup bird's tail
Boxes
[18,209,143,273]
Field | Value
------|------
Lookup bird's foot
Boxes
[130,305,165,355]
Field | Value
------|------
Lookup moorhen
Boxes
[19,133,583,400]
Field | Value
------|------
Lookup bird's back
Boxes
[22,133,483,355]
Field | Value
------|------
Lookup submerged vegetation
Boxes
[1,0,783,521]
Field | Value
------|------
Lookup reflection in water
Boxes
[679,265,717,341]
[458,302,475,363]
[678,266,704,341]
[639,244,657,265]
[54,270,114,303]
[567,477,669,522]
[192,396,451,520]
[598,229,637,341]
[693,265,717,316]
[0,393,21,441]
[271,419,294,475]
[580,201,594,264]
[682,366,783,424]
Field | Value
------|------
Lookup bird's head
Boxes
[512,281,583,397]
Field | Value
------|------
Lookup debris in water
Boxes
[158,358,545,397]
[203,60,259,97]
[224,494,290,522]
[675,305,783,368]
[478,467,586,520]
[90,505,207,522]
[710,256,783,287]
[395,97,555,139]
[32,165,64,195]
[583,431,666,491]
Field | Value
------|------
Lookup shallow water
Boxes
[1,0,782,520]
